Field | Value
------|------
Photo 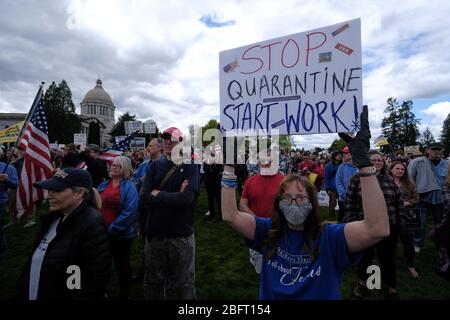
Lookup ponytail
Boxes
[89,187,102,210]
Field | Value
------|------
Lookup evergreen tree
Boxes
[397,100,420,148]
[109,112,136,142]
[419,127,435,149]
[441,113,450,157]
[44,80,81,144]
[381,98,402,152]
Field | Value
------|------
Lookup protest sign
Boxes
[130,137,146,149]
[220,18,362,136]
[0,121,24,143]
[144,120,156,134]
[404,145,421,156]
[125,121,143,135]
[404,208,422,230]
[74,133,86,146]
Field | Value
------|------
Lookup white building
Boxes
[80,79,115,147]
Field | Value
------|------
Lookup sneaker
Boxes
[414,246,421,253]
[204,211,210,216]
[24,221,36,228]
[352,282,369,299]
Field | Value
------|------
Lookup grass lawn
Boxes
[1,185,449,300]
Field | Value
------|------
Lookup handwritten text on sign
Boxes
[219,18,362,135]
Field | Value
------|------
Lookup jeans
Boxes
[414,201,444,248]
[144,234,196,300]
[0,203,6,267]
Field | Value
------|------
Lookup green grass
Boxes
[1,186,449,300]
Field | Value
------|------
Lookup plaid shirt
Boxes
[343,173,405,227]
[438,183,450,231]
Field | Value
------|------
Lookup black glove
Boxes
[338,105,372,168]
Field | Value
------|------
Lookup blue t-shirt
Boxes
[246,217,360,300]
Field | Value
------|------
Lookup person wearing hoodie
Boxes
[97,156,139,299]
[324,151,342,220]
[335,147,358,221]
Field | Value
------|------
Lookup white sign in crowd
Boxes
[220,18,362,136]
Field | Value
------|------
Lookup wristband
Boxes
[357,166,376,177]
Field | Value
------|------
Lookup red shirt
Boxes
[241,173,284,218]
[100,181,121,225]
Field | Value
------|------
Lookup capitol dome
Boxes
[82,79,113,105]
[80,79,116,147]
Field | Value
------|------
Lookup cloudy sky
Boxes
[0,0,449,148]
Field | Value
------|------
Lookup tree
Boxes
[381,98,402,152]
[87,121,101,146]
[44,80,81,144]
[109,112,136,142]
[397,100,420,147]
[419,127,435,150]
[441,113,450,157]
[201,119,220,147]
[381,98,420,152]
[329,137,346,152]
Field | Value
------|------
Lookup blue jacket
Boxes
[0,162,18,204]
[97,178,139,239]
[324,162,341,192]
[132,155,164,190]
[335,162,358,201]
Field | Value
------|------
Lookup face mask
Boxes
[279,201,312,226]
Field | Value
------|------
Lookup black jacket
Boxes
[79,152,109,187]
[17,201,111,300]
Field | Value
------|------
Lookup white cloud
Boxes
[421,102,450,125]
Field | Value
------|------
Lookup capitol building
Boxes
[79,79,115,147]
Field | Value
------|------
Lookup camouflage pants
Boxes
[144,234,196,300]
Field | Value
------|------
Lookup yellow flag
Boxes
[309,172,318,184]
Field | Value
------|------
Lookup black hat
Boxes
[428,142,444,150]
[34,168,93,191]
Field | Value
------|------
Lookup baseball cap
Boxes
[428,142,444,150]
[33,167,93,191]
[341,146,350,153]
[161,127,183,141]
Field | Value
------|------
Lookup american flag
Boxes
[16,88,53,217]
[98,130,140,164]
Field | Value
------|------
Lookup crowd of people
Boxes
[0,110,449,300]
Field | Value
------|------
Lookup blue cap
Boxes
[34,168,93,191]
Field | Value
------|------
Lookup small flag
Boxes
[373,135,389,147]
[98,130,140,164]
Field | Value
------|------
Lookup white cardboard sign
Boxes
[144,120,156,134]
[74,133,86,146]
[124,121,143,135]
[220,18,362,136]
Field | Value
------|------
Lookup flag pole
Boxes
[2,81,45,172]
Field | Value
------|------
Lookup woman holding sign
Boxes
[389,161,420,278]
[221,106,390,299]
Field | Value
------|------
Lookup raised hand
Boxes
[338,105,372,168]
